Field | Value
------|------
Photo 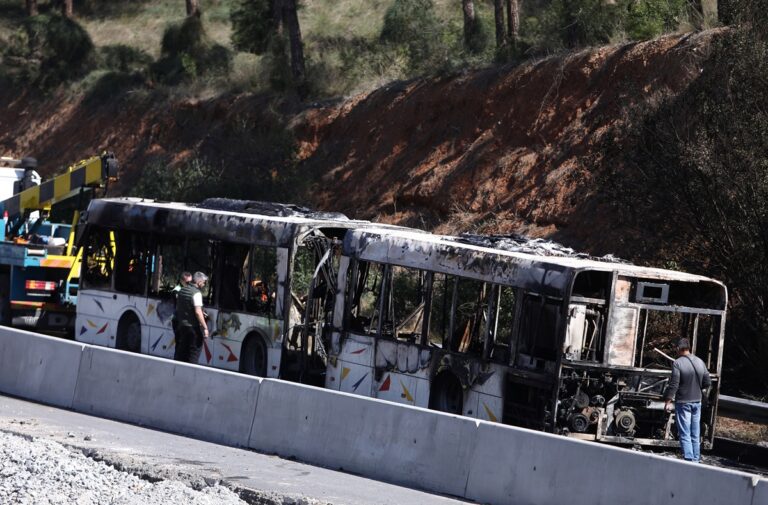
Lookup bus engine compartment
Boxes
[556,366,716,447]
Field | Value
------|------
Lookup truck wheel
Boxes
[0,295,9,326]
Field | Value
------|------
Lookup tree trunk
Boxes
[506,0,519,46]
[717,0,735,24]
[273,0,285,35]
[25,0,38,16]
[461,0,476,48]
[185,0,199,16]
[61,0,73,17]
[493,0,506,48]
[561,0,579,47]
[284,0,306,88]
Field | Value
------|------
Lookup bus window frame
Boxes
[344,258,515,361]
[81,224,116,291]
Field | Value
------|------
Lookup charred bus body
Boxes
[73,197,398,383]
[327,229,726,448]
[73,198,726,448]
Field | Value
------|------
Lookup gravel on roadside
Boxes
[0,430,247,505]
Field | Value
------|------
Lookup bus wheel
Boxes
[116,313,141,353]
[429,372,464,415]
[241,334,268,377]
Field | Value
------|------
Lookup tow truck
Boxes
[0,153,118,335]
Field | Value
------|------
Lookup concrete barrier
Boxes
[73,347,261,447]
[249,379,476,498]
[0,326,84,408]
[0,326,766,505]
[465,421,761,505]
[753,478,767,505]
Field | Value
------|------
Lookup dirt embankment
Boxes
[299,30,718,257]
[0,30,719,259]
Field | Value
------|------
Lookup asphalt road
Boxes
[0,394,471,505]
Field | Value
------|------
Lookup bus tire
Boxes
[429,372,464,415]
[240,333,268,377]
[116,312,141,353]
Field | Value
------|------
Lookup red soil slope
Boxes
[298,30,717,256]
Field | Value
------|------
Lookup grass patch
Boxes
[1,0,717,99]
[78,0,234,58]
[716,417,768,444]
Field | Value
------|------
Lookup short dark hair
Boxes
[677,338,691,351]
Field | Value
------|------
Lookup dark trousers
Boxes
[174,324,203,364]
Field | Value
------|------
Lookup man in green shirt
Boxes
[173,271,209,363]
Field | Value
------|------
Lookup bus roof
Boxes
[83,198,407,248]
[343,227,725,297]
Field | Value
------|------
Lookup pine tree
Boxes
[282,0,305,85]
[462,0,476,47]
[506,0,519,47]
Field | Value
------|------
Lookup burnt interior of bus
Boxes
[554,270,725,445]
[345,260,509,362]
[344,258,565,422]
[340,259,726,444]
[280,232,341,385]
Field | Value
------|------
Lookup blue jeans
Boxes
[675,401,702,462]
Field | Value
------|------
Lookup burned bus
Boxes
[74,197,386,382]
[326,228,726,448]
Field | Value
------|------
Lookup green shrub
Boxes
[160,13,207,55]
[624,0,686,40]
[1,14,94,87]
[131,158,221,202]
[131,151,305,205]
[557,0,622,47]
[83,70,145,103]
[132,104,303,204]
[465,15,491,55]
[381,0,439,44]
[151,14,232,84]
[380,0,443,73]
[230,0,274,55]
[97,44,153,73]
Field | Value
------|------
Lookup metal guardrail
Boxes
[719,395,768,424]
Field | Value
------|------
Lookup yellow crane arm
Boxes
[0,153,118,219]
